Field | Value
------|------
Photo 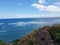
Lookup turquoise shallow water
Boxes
[0,18,60,42]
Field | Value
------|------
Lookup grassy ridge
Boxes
[49,24,60,45]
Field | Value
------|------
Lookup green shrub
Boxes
[0,40,9,45]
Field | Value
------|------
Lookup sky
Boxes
[0,0,60,18]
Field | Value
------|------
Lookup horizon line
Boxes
[0,17,60,19]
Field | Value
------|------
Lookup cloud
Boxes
[0,13,60,19]
[0,15,40,19]
[15,14,54,18]
[54,2,60,6]
[39,0,45,4]
[31,0,60,12]
[31,4,60,11]
[0,15,17,19]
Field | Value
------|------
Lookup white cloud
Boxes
[15,15,39,18]
[54,2,60,6]
[13,14,60,18]
[39,0,45,4]
[0,15,17,19]
[0,13,60,19]
[31,0,60,12]
[0,15,40,19]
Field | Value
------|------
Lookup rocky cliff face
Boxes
[17,26,54,45]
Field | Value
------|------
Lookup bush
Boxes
[0,40,9,45]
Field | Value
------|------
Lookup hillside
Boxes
[15,26,54,45]
[0,24,60,45]
[13,24,60,45]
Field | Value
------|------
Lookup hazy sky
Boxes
[0,0,60,18]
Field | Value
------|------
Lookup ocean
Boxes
[0,17,60,42]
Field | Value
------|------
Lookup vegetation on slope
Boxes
[0,24,60,45]
[0,40,9,45]
[49,24,60,45]
[16,24,60,45]
[17,26,54,45]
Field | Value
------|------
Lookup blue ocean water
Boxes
[0,18,60,42]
